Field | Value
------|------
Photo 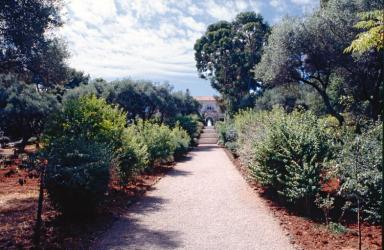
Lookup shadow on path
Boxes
[97,196,182,249]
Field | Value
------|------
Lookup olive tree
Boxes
[254,0,382,123]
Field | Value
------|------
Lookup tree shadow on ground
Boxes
[96,196,182,249]
[168,168,192,177]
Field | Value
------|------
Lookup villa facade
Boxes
[194,96,224,125]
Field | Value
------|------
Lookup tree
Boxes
[64,68,90,89]
[0,0,69,88]
[345,10,384,53]
[65,79,200,122]
[194,12,269,112]
[0,75,59,148]
[254,0,382,123]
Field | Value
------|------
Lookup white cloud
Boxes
[60,0,317,95]
[180,17,206,32]
[270,0,287,12]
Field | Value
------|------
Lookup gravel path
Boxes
[96,145,295,250]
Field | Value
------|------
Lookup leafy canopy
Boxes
[345,10,384,53]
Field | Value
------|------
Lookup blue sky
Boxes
[61,0,319,96]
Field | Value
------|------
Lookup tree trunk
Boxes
[318,89,344,125]
[17,137,28,153]
[33,163,45,249]
[357,198,362,250]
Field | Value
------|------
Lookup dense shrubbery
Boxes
[216,120,237,154]
[220,107,382,223]
[43,96,126,214]
[168,114,204,146]
[44,136,112,215]
[171,125,191,159]
[43,95,192,215]
[117,128,149,186]
[337,123,382,223]
[45,95,126,150]
[235,109,330,205]
[126,120,190,165]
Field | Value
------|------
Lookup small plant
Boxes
[328,222,348,235]
[315,193,335,225]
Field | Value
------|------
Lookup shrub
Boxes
[116,128,149,186]
[171,124,191,159]
[168,114,203,146]
[216,120,238,154]
[129,120,176,165]
[45,95,126,150]
[237,108,331,205]
[337,122,382,223]
[43,95,126,215]
[44,136,112,215]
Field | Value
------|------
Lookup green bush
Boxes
[236,108,331,205]
[45,95,126,150]
[128,120,176,165]
[216,120,238,154]
[116,128,149,186]
[43,95,127,215]
[171,124,191,159]
[337,123,382,223]
[44,137,112,215]
[169,114,203,146]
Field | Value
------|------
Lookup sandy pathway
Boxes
[96,145,295,250]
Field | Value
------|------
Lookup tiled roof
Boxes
[194,96,216,101]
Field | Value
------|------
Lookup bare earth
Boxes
[96,145,295,250]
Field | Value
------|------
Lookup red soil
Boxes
[0,161,173,249]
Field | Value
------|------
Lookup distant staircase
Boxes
[198,127,218,145]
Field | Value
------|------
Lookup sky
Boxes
[60,0,319,96]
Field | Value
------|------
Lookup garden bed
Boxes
[223,147,382,250]
[0,161,175,249]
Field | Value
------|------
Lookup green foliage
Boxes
[337,123,382,223]
[44,136,112,215]
[45,95,126,150]
[127,120,174,165]
[345,10,384,53]
[216,120,237,154]
[194,12,270,112]
[0,76,59,143]
[168,114,203,146]
[328,222,348,234]
[254,0,383,122]
[63,78,112,101]
[315,193,335,225]
[170,125,191,159]
[116,128,149,186]
[43,95,127,215]
[254,84,326,114]
[0,0,69,88]
[64,80,200,122]
[234,109,331,205]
